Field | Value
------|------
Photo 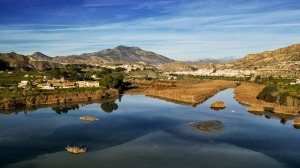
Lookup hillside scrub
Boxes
[256,81,300,106]
[234,83,300,115]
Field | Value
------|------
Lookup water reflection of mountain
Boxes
[52,104,80,114]
[0,112,179,167]
[1,89,300,167]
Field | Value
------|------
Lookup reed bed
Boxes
[247,105,265,112]
[128,80,236,105]
[210,101,226,108]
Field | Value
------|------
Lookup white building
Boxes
[18,81,29,88]
[290,79,300,85]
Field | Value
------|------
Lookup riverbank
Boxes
[234,83,300,115]
[125,80,237,106]
[0,89,119,109]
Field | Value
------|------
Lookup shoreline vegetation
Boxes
[234,83,300,115]
[125,80,237,106]
[0,88,119,110]
[0,74,299,117]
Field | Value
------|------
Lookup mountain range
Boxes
[0,46,174,71]
[0,44,299,72]
[186,56,237,65]
[0,52,61,71]
[29,46,174,65]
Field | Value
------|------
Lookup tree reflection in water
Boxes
[280,119,287,125]
[52,104,80,114]
[293,124,300,129]
[101,101,118,113]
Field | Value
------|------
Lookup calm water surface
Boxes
[0,89,300,168]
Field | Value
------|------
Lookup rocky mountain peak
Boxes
[30,52,52,61]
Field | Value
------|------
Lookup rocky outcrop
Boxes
[29,52,53,61]
[0,89,119,109]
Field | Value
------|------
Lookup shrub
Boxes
[257,85,278,103]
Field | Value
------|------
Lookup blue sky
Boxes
[0,0,300,60]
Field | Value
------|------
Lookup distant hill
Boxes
[29,52,53,61]
[186,56,237,67]
[51,46,174,65]
[186,59,221,65]
[0,52,60,71]
[156,61,194,72]
[216,44,300,70]
[161,44,300,77]
[3,44,299,76]
[0,46,174,71]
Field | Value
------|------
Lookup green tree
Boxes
[101,74,124,89]
[115,67,126,72]
[101,74,114,88]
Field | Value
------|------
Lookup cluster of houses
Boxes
[18,77,100,90]
[290,79,300,85]
[165,69,255,78]
[101,63,153,71]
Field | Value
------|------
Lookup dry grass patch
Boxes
[294,118,300,125]
[127,80,236,105]
[247,106,265,112]
[211,101,226,108]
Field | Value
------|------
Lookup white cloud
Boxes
[0,1,300,60]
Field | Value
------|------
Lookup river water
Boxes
[0,88,300,168]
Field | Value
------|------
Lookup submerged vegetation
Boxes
[189,120,225,132]
[79,116,99,122]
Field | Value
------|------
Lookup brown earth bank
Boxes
[125,80,237,106]
[234,83,300,115]
[0,89,119,109]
